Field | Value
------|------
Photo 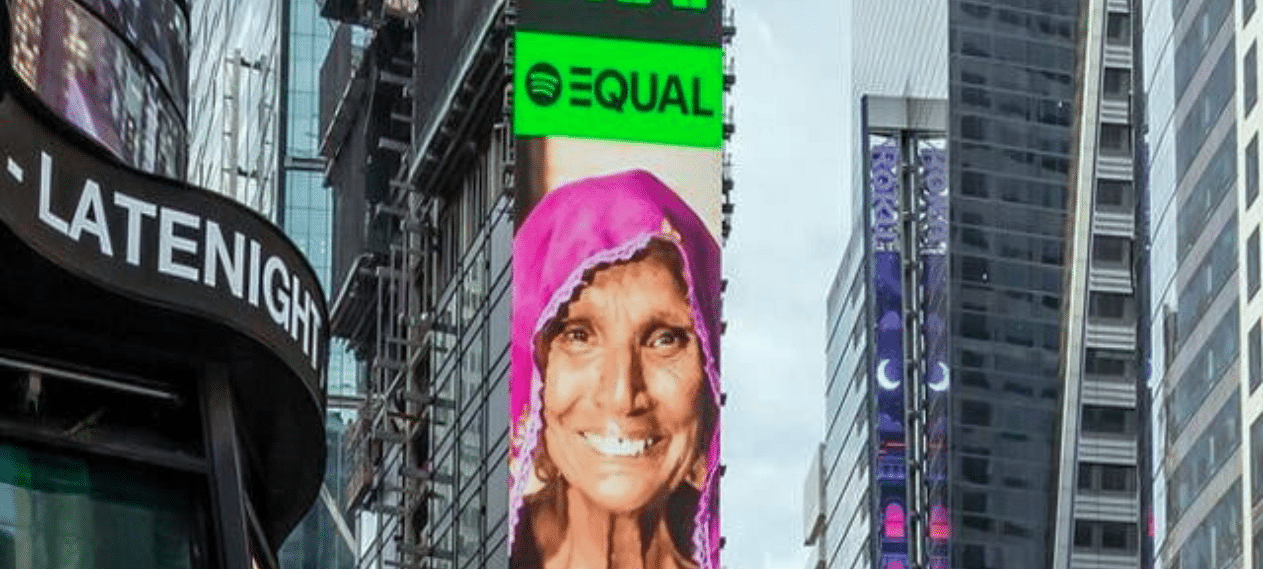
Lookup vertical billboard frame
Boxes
[916,135,950,569]
[862,96,950,569]
[866,130,909,569]
[509,2,726,569]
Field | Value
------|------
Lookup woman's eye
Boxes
[648,328,689,350]
[560,326,591,344]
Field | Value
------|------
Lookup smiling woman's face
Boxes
[540,245,706,515]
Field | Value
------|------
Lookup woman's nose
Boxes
[597,341,648,414]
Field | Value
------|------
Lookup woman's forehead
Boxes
[568,255,693,317]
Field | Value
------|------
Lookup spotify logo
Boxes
[526,63,562,106]
[522,61,715,116]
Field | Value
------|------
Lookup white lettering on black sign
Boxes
[20,150,323,370]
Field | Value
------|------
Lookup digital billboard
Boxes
[869,136,908,569]
[8,0,186,179]
[917,137,949,569]
[510,2,725,568]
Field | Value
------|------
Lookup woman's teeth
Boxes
[582,432,657,457]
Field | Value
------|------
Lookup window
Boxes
[1074,521,1094,547]
[1106,68,1136,99]
[1100,123,1131,153]
[1250,135,1260,208]
[1167,308,1239,440]
[1100,464,1133,491]
[1175,482,1242,568]
[1106,13,1131,44]
[1177,218,1238,337]
[1253,322,1262,393]
[1103,67,1130,98]
[0,442,201,569]
[1176,50,1234,180]
[1093,235,1131,265]
[1085,348,1133,378]
[1254,416,1263,504]
[1168,394,1240,518]
[1096,179,1133,209]
[1082,405,1137,435]
[963,491,987,512]
[1089,292,1131,320]
[1248,44,1259,115]
[1079,462,1138,492]
[1074,520,1139,553]
[1252,228,1261,299]
[1100,522,1137,552]
[961,400,993,426]
[962,457,991,484]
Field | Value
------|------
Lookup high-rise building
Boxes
[803,0,1149,567]
[188,2,360,568]
[1054,0,1146,567]
[188,0,282,219]
[319,2,516,567]
[1143,0,1248,565]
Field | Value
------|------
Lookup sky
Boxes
[721,1,850,568]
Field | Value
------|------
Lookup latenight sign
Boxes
[0,94,327,392]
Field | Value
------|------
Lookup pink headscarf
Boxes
[510,169,722,568]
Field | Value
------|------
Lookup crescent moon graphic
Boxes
[928,362,950,392]
[876,359,901,391]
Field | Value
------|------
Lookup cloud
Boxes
[719,0,848,568]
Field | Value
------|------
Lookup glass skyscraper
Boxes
[949,0,1080,564]
[1144,0,1247,566]
[188,1,359,567]
[188,0,281,218]
[805,0,1101,567]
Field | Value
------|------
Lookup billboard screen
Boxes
[510,2,724,568]
[917,137,949,568]
[8,0,186,179]
[869,136,908,568]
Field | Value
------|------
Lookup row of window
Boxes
[1176,129,1234,262]
[1176,46,1235,185]
[1174,0,1231,93]
[1167,304,1238,442]
[1167,392,1239,523]
[1171,481,1241,569]
[1176,216,1237,344]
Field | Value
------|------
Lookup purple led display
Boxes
[870,136,907,565]
[9,0,186,178]
[918,139,949,567]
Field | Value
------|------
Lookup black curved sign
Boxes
[0,93,327,394]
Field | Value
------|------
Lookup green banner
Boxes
[513,31,723,148]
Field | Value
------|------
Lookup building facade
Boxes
[320,2,516,567]
[188,0,282,218]
[805,0,1129,567]
[1053,0,1146,567]
[187,2,362,568]
[1143,0,1250,564]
